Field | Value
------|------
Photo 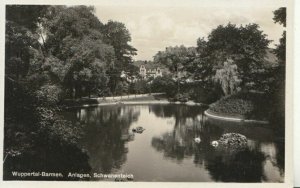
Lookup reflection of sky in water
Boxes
[72,104,284,182]
[115,107,211,182]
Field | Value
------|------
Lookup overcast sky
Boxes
[94,0,286,60]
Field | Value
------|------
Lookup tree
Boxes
[6,5,49,31]
[189,37,213,86]
[115,82,124,96]
[153,45,196,93]
[5,6,50,81]
[102,20,137,69]
[273,7,286,64]
[214,59,241,95]
[134,79,148,94]
[268,7,286,129]
[151,75,177,97]
[5,21,36,80]
[205,23,271,90]
[4,5,88,169]
[273,7,286,27]
[41,6,115,98]
[274,31,286,64]
[154,45,196,74]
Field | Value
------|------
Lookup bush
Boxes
[218,133,248,150]
[151,76,177,97]
[208,92,270,120]
[189,84,223,104]
[168,93,189,102]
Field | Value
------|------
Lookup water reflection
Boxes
[66,104,284,182]
[68,106,140,175]
[149,104,284,182]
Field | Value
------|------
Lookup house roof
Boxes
[134,60,167,70]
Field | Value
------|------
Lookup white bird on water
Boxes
[194,137,201,143]
[211,141,219,147]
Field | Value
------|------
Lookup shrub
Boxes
[209,92,270,120]
[151,76,177,97]
[189,84,223,104]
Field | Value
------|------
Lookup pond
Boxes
[63,104,284,182]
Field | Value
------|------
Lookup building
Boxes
[120,61,167,82]
[139,65,162,79]
[134,60,166,80]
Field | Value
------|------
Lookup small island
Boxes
[205,92,271,124]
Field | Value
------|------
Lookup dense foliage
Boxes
[208,92,271,120]
[152,22,273,103]
[268,7,286,129]
[4,5,137,176]
[151,75,177,97]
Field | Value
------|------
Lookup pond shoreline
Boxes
[64,99,208,109]
[63,94,269,125]
[204,109,269,124]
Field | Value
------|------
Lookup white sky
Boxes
[94,0,286,60]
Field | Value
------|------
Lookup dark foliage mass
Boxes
[208,92,271,120]
[4,5,137,179]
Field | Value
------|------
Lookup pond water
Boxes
[63,104,284,182]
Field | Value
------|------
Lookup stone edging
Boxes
[65,100,206,109]
[204,110,269,124]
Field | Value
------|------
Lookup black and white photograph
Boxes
[1,0,293,186]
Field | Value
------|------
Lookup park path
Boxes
[88,93,165,101]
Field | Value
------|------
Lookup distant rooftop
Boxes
[134,60,167,70]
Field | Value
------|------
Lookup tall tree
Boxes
[268,7,286,128]
[5,5,49,81]
[102,20,137,69]
[5,5,85,165]
[205,23,271,90]
[214,59,241,95]
[153,45,196,74]
[273,7,286,64]
[153,45,196,93]
[41,6,115,98]
[273,7,286,27]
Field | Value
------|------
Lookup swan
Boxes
[194,137,201,143]
[211,140,219,147]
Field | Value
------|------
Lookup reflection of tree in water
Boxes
[150,104,205,126]
[151,105,215,163]
[152,131,196,161]
[149,105,283,182]
[77,106,140,174]
[205,120,285,180]
[205,148,265,182]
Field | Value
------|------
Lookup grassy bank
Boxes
[208,92,271,121]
